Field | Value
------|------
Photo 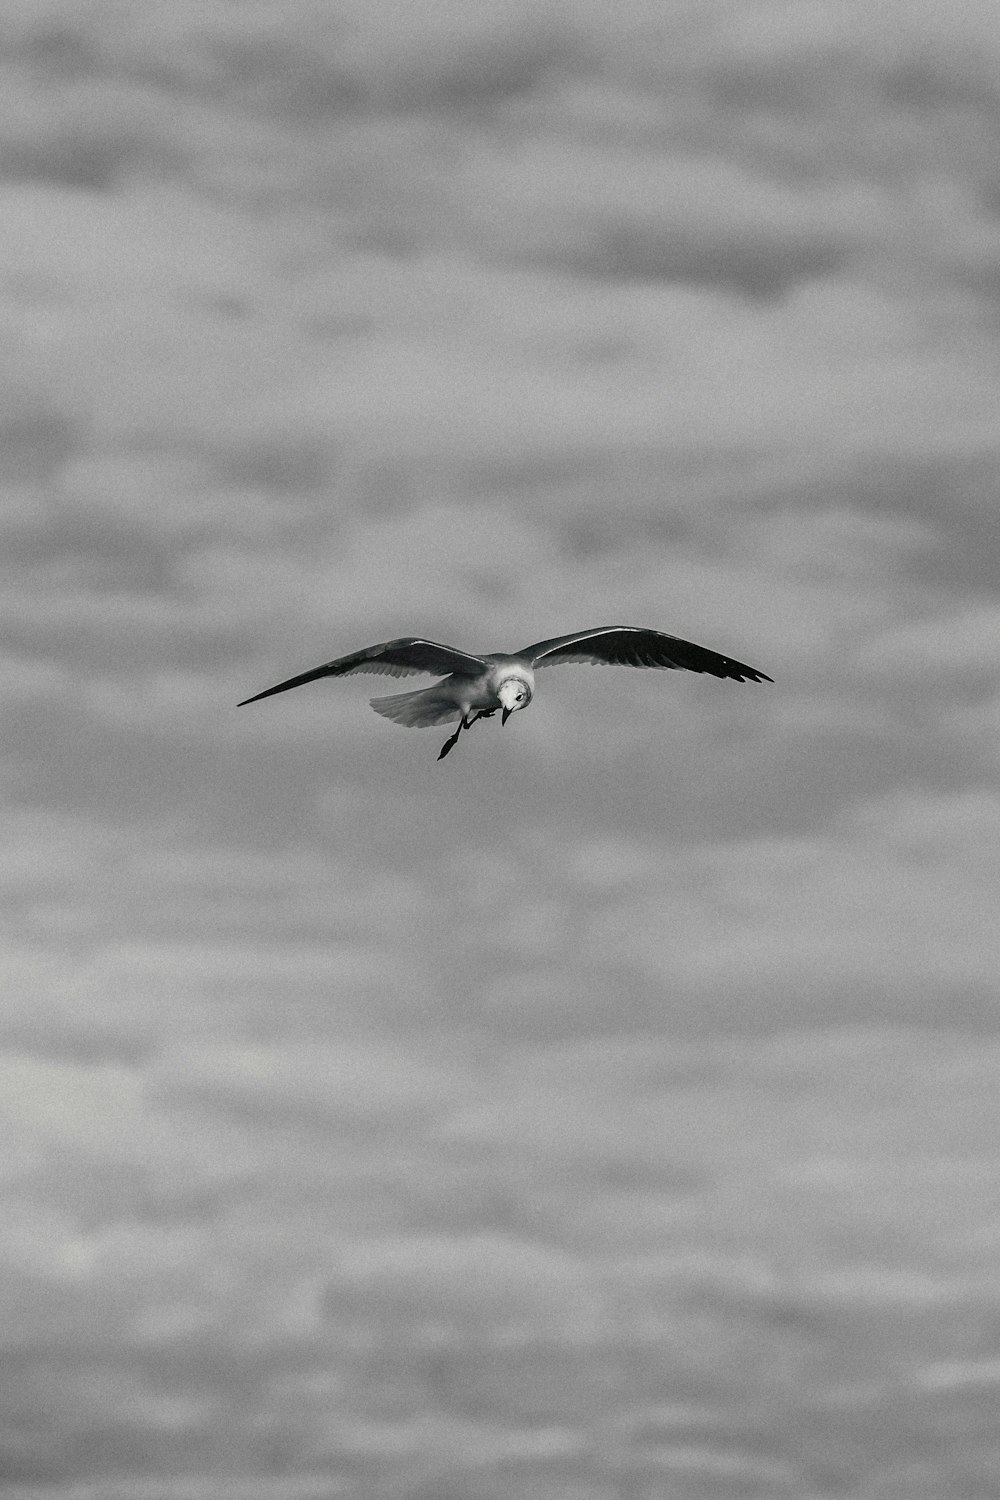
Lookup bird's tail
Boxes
[369,685,460,728]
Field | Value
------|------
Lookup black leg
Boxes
[438,715,467,760]
[438,708,498,759]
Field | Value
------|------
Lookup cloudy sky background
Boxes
[3,1,1000,1493]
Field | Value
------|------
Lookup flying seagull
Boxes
[239,626,772,759]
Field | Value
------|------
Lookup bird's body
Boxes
[239,626,771,758]
[369,656,534,730]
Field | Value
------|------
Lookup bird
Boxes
[239,626,772,759]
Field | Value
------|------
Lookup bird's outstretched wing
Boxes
[518,626,772,684]
[239,638,488,706]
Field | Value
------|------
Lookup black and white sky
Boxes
[3,0,1000,1489]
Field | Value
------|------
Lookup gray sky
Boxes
[3,0,1000,1489]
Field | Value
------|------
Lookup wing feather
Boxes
[519,627,771,684]
[239,638,487,706]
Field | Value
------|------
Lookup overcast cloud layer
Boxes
[3,2,1000,1494]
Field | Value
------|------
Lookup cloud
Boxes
[569,792,1000,1026]
[155,1037,475,1131]
[4,2,1000,1486]
[327,1232,601,1339]
[0,1051,148,1166]
[451,142,859,295]
[3,1022,1000,1483]
[856,601,1000,681]
[0,75,189,190]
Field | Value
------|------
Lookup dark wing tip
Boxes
[726,662,773,684]
[237,662,333,705]
[694,655,772,684]
[237,683,295,706]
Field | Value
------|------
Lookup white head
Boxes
[497,676,532,724]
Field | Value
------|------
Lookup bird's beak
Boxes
[501,707,512,725]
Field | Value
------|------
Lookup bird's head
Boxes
[497,676,532,725]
